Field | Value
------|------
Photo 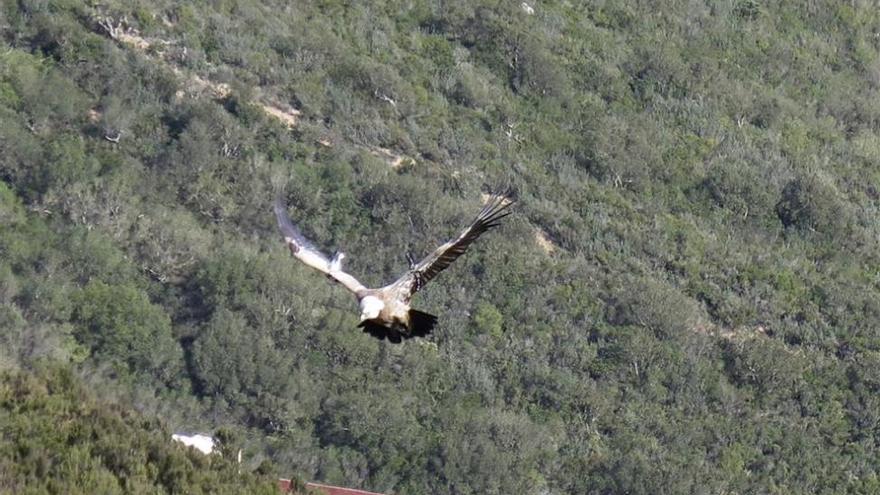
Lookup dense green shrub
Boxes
[72,280,183,384]
[776,174,852,237]
[0,366,282,494]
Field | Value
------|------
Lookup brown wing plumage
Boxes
[393,193,514,298]
[274,196,367,296]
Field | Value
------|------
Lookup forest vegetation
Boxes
[2,0,880,493]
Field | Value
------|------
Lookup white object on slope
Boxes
[172,433,215,455]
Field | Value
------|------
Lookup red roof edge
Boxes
[277,479,386,495]
[306,481,387,495]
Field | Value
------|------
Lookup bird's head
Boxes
[359,295,384,321]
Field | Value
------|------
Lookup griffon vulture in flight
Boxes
[274,192,513,343]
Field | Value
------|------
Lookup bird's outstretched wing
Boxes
[274,197,366,296]
[392,192,514,298]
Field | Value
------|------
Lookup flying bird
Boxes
[274,192,514,343]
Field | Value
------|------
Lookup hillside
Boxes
[2,1,880,493]
[0,365,281,494]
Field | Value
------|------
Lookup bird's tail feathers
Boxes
[408,309,438,338]
[357,311,437,343]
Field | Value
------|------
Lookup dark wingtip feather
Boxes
[273,193,292,218]
[273,195,294,233]
[474,194,515,232]
[273,195,322,253]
